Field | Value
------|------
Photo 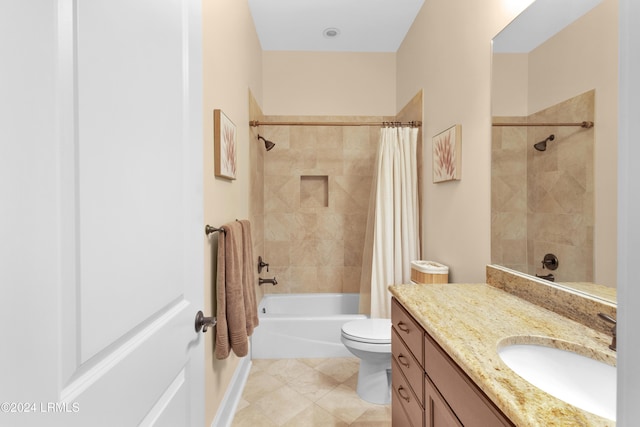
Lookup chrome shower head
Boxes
[257,135,275,151]
[534,134,555,152]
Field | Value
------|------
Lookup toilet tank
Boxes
[410,260,449,284]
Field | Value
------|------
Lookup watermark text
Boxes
[1,402,80,413]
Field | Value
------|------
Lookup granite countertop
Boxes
[562,281,617,303]
[389,283,617,427]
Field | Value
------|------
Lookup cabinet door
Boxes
[425,375,462,427]
[424,334,514,426]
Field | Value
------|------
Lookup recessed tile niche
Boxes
[300,175,328,208]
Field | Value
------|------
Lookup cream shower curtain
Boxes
[359,126,420,318]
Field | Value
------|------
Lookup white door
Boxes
[0,1,204,426]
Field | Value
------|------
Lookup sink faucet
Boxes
[598,313,617,351]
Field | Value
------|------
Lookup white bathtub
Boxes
[250,293,367,359]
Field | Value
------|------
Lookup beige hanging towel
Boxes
[215,221,248,359]
[239,220,259,335]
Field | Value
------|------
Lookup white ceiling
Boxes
[493,0,603,53]
[247,0,425,52]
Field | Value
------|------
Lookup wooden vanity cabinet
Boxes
[392,296,425,427]
[391,297,514,427]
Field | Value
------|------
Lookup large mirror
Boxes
[490,0,618,303]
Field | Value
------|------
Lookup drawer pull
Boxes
[397,321,410,333]
[397,386,411,403]
[398,354,410,368]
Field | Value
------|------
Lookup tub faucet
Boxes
[598,313,616,351]
[259,277,278,286]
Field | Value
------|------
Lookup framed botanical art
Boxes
[214,109,237,180]
[432,124,462,183]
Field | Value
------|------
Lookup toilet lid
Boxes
[342,318,391,344]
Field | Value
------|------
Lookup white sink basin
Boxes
[498,340,616,420]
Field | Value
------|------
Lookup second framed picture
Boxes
[214,109,237,180]
[432,124,462,183]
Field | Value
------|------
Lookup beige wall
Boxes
[491,53,529,116]
[202,0,262,424]
[262,52,397,116]
[396,0,520,283]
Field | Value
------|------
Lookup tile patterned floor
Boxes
[232,358,391,427]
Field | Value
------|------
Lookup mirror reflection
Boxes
[490,0,618,302]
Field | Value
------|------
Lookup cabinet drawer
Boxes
[392,358,424,427]
[392,328,424,406]
[392,387,416,427]
[392,298,424,368]
[424,333,514,427]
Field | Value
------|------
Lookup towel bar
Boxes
[205,224,225,236]
[195,311,217,333]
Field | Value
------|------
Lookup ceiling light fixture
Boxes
[323,27,340,38]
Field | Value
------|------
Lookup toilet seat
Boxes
[341,318,391,344]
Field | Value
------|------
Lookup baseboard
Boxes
[210,356,252,427]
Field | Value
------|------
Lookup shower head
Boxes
[257,135,276,151]
[534,134,555,152]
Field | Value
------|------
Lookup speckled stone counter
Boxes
[389,283,616,427]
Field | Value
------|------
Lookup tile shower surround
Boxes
[492,90,595,282]
[258,117,386,294]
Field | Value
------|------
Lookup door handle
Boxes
[195,311,217,333]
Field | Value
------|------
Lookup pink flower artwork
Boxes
[222,121,236,177]
[214,109,237,180]
[432,124,461,183]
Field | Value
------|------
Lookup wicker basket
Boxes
[410,260,449,284]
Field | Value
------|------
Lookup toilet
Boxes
[341,318,392,404]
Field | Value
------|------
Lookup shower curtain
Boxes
[359,126,420,318]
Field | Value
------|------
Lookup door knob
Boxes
[195,310,217,333]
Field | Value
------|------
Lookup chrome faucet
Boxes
[598,313,617,351]
[259,277,278,286]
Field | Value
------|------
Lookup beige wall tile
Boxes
[265,212,295,242]
[260,118,380,294]
[493,91,594,282]
[265,175,298,213]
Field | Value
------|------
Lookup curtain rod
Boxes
[249,120,422,128]
[492,121,594,128]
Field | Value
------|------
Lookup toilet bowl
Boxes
[341,318,392,404]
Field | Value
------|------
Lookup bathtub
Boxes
[251,293,367,359]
